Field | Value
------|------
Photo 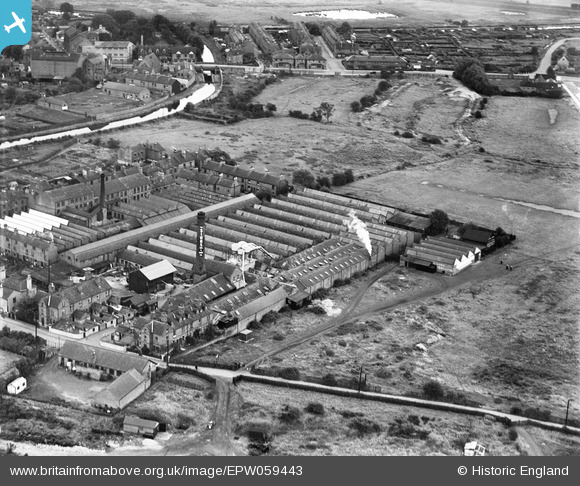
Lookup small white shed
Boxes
[7,377,27,395]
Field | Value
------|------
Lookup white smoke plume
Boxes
[346,209,372,256]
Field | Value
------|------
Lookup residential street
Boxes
[313,35,346,73]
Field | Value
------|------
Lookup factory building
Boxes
[400,237,483,275]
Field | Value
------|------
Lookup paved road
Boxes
[534,38,580,75]
[0,316,62,348]
[313,35,346,73]
[0,315,115,349]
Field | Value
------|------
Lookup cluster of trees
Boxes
[292,168,354,189]
[59,2,74,20]
[289,102,334,123]
[453,59,498,96]
[351,80,391,112]
[304,22,322,36]
[62,67,95,93]
[429,209,449,235]
[0,87,40,109]
[1,45,24,62]
[227,77,278,119]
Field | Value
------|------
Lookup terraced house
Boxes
[38,277,112,326]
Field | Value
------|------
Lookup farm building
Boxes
[58,341,156,379]
[94,368,150,410]
[400,236,483,275]
[102,82,150,101]
[127,260,177,294]
[123,416,159,438]
[7,376,27,395]
[461,228,495,248]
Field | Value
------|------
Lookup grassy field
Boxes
[234,381,542,456]
[65,0,579,25]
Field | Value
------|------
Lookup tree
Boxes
[316,102,334,123]
[423,380,444,400]
[429,209,449,235]
[208,20,218,36]
[344,169,355,183]
[317,176,331,188]
[292,169,316,188]
[258,52,273,67]
[332,172,347,186]
[2,46,23,62]
[60,2,74,19]
[304,22,322,36]
[360,94,377,108]
[337,22,352,37]
[91,14,120,38]
[110,10,136,26]
[377,80,391,92]
[15,297,37,325]
[351,100,363,112]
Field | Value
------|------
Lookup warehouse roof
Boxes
[138,260,177,281]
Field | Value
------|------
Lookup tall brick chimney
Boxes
[193,211,207,281]
[99,173,106,208]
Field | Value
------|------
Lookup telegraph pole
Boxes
[565,399,572,428]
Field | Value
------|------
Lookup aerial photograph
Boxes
[0,0,578,458]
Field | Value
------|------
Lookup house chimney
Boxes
[194,211,206,279]
[48,282,55,294]
[26,274,32,291]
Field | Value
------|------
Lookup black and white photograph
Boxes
[0,0,578,467]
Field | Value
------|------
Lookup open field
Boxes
[66,0,580,26]
[234,381,580,456]
[86,75,473,180]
